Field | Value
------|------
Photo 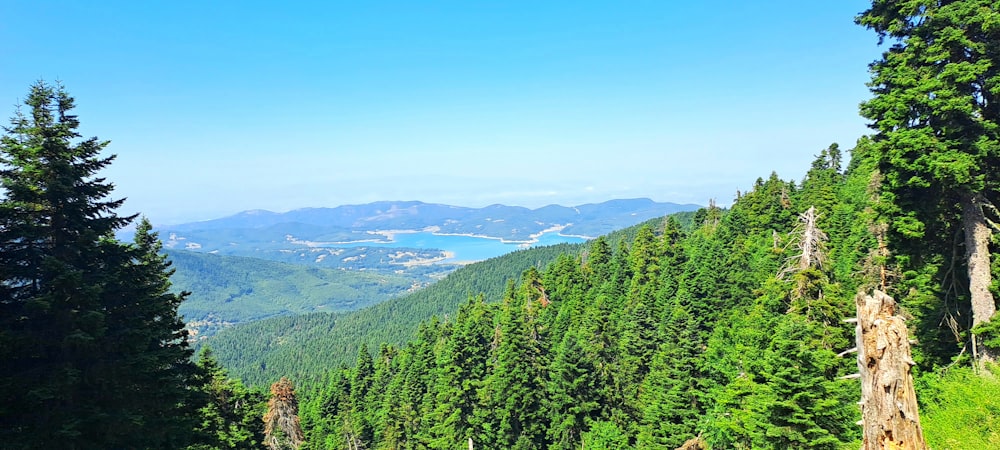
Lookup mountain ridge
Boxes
[165,198,701,240]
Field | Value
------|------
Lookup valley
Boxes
[164,199,698,336]
[6,1,999,448]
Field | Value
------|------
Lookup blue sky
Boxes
[2,1,881,224]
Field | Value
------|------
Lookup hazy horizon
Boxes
[2,1,881,225]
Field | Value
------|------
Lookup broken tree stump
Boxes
[855,290,927,450]
[674,435,708,450]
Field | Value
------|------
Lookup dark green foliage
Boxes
[299,368,351,450]
[190,348,267,449]
[546,329,602,450]
[858,0,1000,362]
[761,315,855,449]
[288,167,876,449]
[202,243,579,386]
[636,303,701,449]
[579,421,630,450]
[429,296,493,448]
[479,268,551,449]
[348,345,375,446]
[0,82,203,448]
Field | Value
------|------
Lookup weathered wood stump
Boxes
[855,290,927,450]
[674,435,708,450]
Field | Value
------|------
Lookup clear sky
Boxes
[1,1,882,225]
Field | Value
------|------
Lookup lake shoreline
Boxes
[310,228,589,263]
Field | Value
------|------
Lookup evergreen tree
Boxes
[366,342,398,449]
[614,227,664,433]
[679,224,729,337]
[579,421,630,450]
[704,371,773,449]
[480,270,550,449]
[799,144,845,220]
[299,368,352,450]
[858,0,1000,364]
[576,289,619,420]
[0,81,203,449]
[543,253,588,339]
[583,235,613,286]
[762,316,855,449]
[636,303,701,449]
[347,345,375,447]
[546,329,602,450]
[654,216,686,311]
[190,347,267,449]
[429,296,493,449]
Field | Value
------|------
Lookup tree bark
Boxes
[961,192,997,365]
[856,290,927,450]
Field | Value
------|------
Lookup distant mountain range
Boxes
[165,198,701,242]
[160,198,701,335]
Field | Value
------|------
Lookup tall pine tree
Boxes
[0,81,203,449]
[858,0,1000,365]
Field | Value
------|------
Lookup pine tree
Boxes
[346,345,375,448]
[365,343,397,450]
[636,303,701,449]
[583,235,613,286]
[546,329,602,450]
[299,368,352,450]
[543,253,588,338]
[480,270,550,449]
[762,316,855,449]
[190,347,267,449]
[614,226,664,430]
[0,81,203,449]
[429,296,492,449]
[858,0,1000,365]
[579,421,630,450]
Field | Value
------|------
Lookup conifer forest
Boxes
[3,1,1000,449]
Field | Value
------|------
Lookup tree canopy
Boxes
[0,81,205,449]
[858,0,1000,364]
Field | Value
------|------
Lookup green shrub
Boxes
[918,365,1000,449]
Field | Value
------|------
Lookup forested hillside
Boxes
[202,212,696,387]
[5,1,1000,449]
[168,250,418,336]
[292,142,1000,449]
[204,243,582,386]
[292,146,864,449]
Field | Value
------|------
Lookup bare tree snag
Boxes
[961,192,997,365]
[797,206,827,271]
[780,206,829,280]
[264,377,305,450]
[855,290,927,450]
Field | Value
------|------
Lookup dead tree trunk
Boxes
[855,290,927,450]
[263,377,305,450]
[797,206,827,271]
[961,192,997,366]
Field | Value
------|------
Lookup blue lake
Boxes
[323,231,589,262]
